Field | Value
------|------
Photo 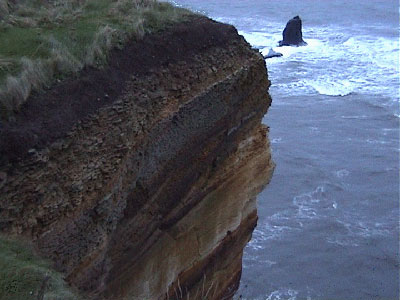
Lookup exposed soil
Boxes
[0,16,240,166]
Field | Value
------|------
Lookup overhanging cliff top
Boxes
[0,12,245,167]
[0,0,193,119]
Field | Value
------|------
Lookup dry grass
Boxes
[0,0,9,19]
[165,273,240,300]
[84,25,118,66]
[0,0,193,119]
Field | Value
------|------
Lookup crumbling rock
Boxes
[0,16,274,300]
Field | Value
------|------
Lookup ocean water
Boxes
[171,1,400,299]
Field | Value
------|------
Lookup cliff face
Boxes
[0,17,274,299]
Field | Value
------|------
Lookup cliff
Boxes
[0,16,274,299]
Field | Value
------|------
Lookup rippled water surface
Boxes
[172,1,399,299]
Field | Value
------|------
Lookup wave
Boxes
[271,137,283,143]
[308,78,355,96]
[343,36,400,72]
[247,224,298,248]
[241,26,399,106]
[266,289,299,300]
[239,30,275,49]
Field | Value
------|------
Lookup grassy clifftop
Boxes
[0,235,79,300]
[0,0,192,119]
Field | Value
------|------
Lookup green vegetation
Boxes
[0,235,80,300]
[0,0,192,119]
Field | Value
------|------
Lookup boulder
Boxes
[264,48,283,59]
[278,16,307,47]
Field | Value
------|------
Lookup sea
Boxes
[171,1,400,299]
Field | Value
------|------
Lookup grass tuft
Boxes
[0,0,9,20]
[0,58,52,111]
[47,36,83,75]
[85,25,117,67]
[0,0,194,119]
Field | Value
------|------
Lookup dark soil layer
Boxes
[0,16,239,166]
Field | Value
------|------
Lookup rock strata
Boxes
[0,16,274,299]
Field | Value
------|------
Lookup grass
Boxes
[0,0,193,119]
[0,235,80,300]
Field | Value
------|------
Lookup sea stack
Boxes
[278,16,307,46]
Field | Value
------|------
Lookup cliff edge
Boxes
[0,16,274,299]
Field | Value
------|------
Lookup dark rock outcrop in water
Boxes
[278,16,307,46]
[0,16,274,300]
[264,48,283,59]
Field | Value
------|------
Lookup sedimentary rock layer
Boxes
[0,16,274,299]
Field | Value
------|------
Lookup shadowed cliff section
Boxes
[0,16,274,299]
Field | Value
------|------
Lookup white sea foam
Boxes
[343,36,399,72]
[335,169,350,178]
[247,185,347,251]
[309,78,355,96]
[366,138,393,145]
[352,221,391,238]
[271,137,283,143]
[341,115,369,119]
[239,30,276,49]
[276,39,323,58]
[317,35,398,100]
[248,224,296,248]
[248,185,344,249]
[293,186,326,219]
[266,288,299,300]
[245,256,278,267]
[326,236,360,247]
[241,25,399,105]
[326,217,394,247]
[382,128,398,132]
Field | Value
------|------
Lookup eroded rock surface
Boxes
[0,16,274,299]
[278,16,307,46]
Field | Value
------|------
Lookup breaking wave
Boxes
[239,27,399,105]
